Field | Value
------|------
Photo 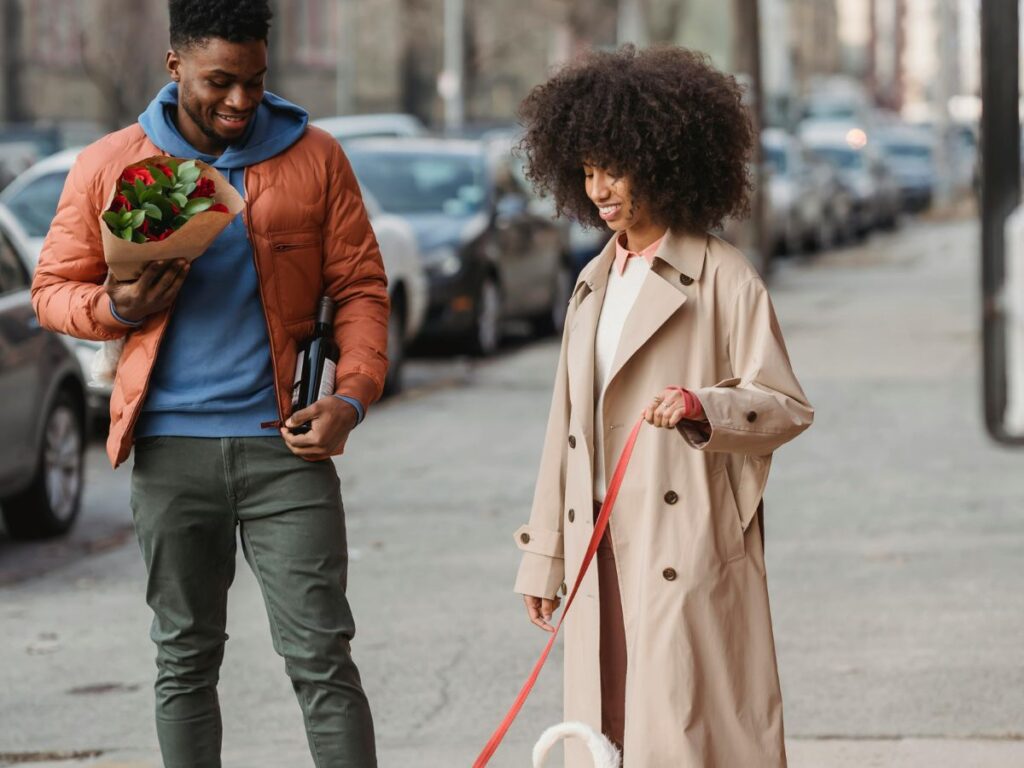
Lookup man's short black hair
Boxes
[169,0,273,50]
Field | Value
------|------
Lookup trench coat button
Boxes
[568,509,575,523]
[560,582,568,596]
[662,568,677,581]
[520,532,531,545]
[568,435,577,449]
[664,490,679,505]
[679,274,693,286]
[746,410,758,423]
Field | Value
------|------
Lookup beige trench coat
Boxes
[514,230,813,768]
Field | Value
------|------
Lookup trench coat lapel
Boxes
[566,238,616,454]
[605,230,708,391]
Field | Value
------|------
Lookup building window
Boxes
[293,0,337,69]
[25,0,84,69]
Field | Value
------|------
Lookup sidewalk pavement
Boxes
[2,216,1022,767]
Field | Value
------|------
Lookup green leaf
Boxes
[178,159,196,173]
[173,215,190,229]
[119,226,133,241]
[178,166,201,185]
[148,164,172,187]
[180,181,196,197]
[183,197,213,216]
[102,211,122,228]
[134,177,147,198]
[142,202,163,221]
[132,231,148,244]
[169,191,189,208]
[129,209,146,229]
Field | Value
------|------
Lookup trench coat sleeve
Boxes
[680,276,813,454]
[513,321,570,600]
[31,153,134,341]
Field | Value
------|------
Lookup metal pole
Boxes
[334,0,354,115]
[441,0,465,134]
[980,0,1023,444]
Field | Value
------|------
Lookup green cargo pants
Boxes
[130,436,377,768]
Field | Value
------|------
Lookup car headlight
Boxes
[422,245,462,277]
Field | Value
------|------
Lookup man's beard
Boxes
[181,86,228,148]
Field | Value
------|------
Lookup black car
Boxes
[0,205,88,539]
[344,137,571,355]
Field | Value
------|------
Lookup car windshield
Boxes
[883,143,932,161]
[812,147,864,171]
[764,146,787,175]
[3,170,68,237]
[345,150,487,216]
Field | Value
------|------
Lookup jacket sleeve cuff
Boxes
[108,299,143,328]
[512,524,565,599]
[332,394,365,424]
[91,289,133,337]
[335,372,381,413]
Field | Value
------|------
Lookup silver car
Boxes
[0,204,88,539]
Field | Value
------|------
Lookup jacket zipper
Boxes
[244,167,285,429]
[273,242,307,252]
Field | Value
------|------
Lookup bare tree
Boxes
[79,0,168,131]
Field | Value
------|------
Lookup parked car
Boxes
[311,113,427,144]
[357,189,428,394]
[762,128,849,254]
[344,137,571,354]
[800,124,900,235]
[0,205,88,539]
[1,145,426,401]
[876,125,937,212]
[0,121,102,192]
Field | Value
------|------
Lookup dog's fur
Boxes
[91,339,124,386]
[533,722,621,768]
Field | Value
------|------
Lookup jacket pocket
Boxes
[270,229,323,324]
[709,464,746,563]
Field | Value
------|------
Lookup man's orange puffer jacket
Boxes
[31,123,389,468]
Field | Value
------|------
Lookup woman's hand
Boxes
[643,386,705,428]
[523,594,561,633]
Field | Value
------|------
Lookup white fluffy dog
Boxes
[90,339,124,387]
[533,722,621,768]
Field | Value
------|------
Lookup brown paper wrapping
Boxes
[100,156,244,281]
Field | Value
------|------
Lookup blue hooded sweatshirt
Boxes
[133,83,308,438]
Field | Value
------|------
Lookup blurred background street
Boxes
[2,0,1024,766]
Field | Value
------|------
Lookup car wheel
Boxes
[532,261,573,337]
[1,390,85,539]
[383,298,405,397]
[467,274,502,356]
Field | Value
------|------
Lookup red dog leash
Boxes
[473,418,645,767]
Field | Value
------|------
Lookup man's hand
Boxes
[523,594,561,633]
[104,259,190,324]
[643,386,705,428]
[280,396,359,461]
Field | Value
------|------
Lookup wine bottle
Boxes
[289,296,339,434]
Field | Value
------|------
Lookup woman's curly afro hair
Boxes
[518,45,754,232]
[169,0,273,50]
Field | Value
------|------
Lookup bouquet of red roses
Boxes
[100,155,243,280]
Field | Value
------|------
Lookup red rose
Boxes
[146,229,173,242]
[189,177,216,199]
[171,204,180,215]
[140,219,150,235]
[121,166,155,185]
[109,194,132,212]
[209,203,230,213]
[155,163,174,181]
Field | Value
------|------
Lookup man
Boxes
[31,1,387,765]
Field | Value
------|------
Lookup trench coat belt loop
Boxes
[472,418,646,767]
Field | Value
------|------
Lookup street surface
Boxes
[2,215,1023,767]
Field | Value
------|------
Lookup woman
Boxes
[512,46,814,767]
